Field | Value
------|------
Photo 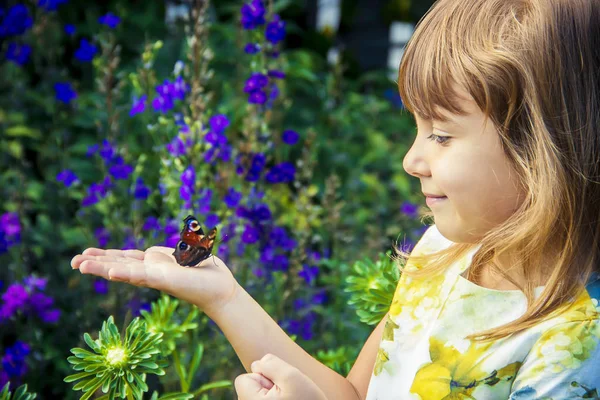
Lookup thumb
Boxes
[250,354,297,384]
[234,373,273,399]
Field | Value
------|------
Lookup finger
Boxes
[251,354,297,384]
[81,248,145,260]
[72,254,138,269]
[234,373,270,399]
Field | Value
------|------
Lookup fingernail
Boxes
[250,361,257,370]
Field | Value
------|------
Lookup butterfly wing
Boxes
[172,215,217,267]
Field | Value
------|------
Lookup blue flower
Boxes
[108,161,134,180]
[142,217,161,232]
[244,73,269,92]
[298,264,319,285]
[94,227,110,247]
[282,129,299,145]
[241,225,259,244]
[64,23,75,36]
[0,5,33,38]
[98,12,120,29]
[209,114,230,134]
[400,201,419,218]
[268,70,285,79]
[133,177,150,200]
[38,0,68,12]
[197,189,213,214]
[74,38,98,62]
[56,169,79,187]
[181,166,196,188]
[1,341,30,381]
[265,162,296,183]
[129,95,146,116]
[6,43,31,66]
[166,136,187,157]
[244,43,260,54]
[54,82,77,104]
[265,15,286,44]
[248,90,267,104]
[205,214,219,228]
[94,279,108,295]
[0,284,28,321]
[224,188,242,208]
[240,0,266,30]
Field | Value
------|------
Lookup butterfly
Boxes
[172,215,217,267]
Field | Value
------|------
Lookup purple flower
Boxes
[240,0,266,30]
[133,178,151,200]
[1,341,30,383]
[95,227,110,247]
[244,73,269,93]
[56,169,79,187]
[143,216,161,232]
[94,279,108,294]
[64,24,76,36]
[282,130,299,145]
[99,139,116,162]
[265,15,286,44]
[23,277,47,291]
[0,5,33,38]
[38,0,68,12]
[166,136,188,157]
[268,70,286,79]
[400,201,419,219]
[241,225,259,244]
[209,114,230,134]
[129,95,147,116]
[298,264,319,285]
[180,185,193,202]
[197,189,213,214]
[109,163,134,180]
[272,254,289,271]
[1,212,21,238]
[74,38,98,62]
[152,95,174,113]
[6,43,31,66]
[181,166,196,188]
[312,289,327,305]
[54,82,77,105]
[205,214,219,228]
[249,90,267,104]
[0,284,28,321]
[265,162,296,183]
[224,188,242,208]
[98,12,120,29]
[244,43,260,54]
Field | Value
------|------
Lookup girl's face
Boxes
[402,88,526,244]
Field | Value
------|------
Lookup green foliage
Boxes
[345,253,402,325]
[140,295,199,356]
[64,316,166,400]
[0,383,37,400]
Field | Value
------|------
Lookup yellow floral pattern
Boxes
[364,225,600,400]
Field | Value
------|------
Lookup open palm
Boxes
[71,246,239,315]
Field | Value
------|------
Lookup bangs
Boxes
[397,0,521,123]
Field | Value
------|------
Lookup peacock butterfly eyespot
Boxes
[172,215,217,267]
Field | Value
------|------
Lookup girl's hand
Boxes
[70,246,239,315]
[234,354,328,400]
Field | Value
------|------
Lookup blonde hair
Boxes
[394,0,600,341]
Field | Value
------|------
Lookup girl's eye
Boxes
[427,133,451,145]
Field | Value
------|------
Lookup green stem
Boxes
[126,387,134,400]
[172,350,189,392]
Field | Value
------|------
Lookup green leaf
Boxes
[5,125,41,139]
[64,371,98,383]
[186,343,204,388]
[193,380,232,396]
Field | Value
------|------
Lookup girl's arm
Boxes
[346,312,389,399]
[208,283,363,400]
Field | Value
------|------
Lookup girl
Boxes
[71,0,600,398]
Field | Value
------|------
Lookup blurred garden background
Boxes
[0,0,435,398]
